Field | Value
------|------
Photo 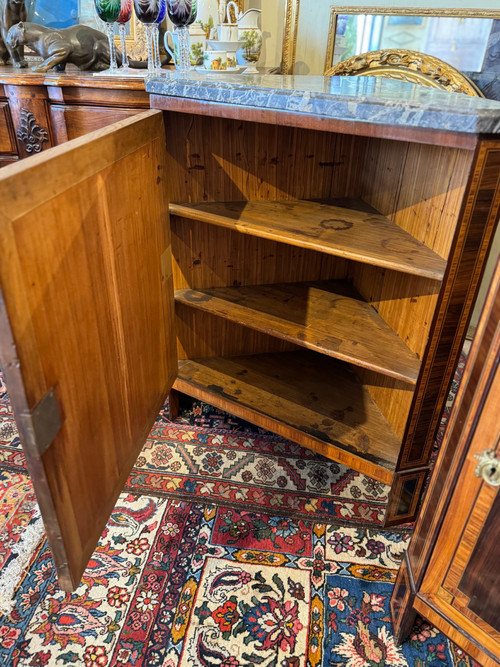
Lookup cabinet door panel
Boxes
[0,110,176,591]
[458,491,500,632]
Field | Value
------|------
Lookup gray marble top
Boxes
[146,72,500,134]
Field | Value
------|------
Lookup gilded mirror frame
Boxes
[324,6,500,75]
[282,0,300,74]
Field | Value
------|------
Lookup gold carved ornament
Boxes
[325,49,484,97]
[282,0,300,74]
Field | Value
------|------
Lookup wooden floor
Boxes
[170,198,447,281]
[175,280,421,384]
[174,350,401,484]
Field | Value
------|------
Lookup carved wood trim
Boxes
[17,107,49,153]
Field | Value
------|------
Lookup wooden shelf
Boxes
[175,280,420,384]
[169,198,446,281]
[174,351,402,484]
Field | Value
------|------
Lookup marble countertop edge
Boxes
[146,74,500,135]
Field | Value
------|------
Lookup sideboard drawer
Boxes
[50,104,147,143]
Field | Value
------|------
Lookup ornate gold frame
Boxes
[326,49,483,97]
[113,17,149,62]
[325,6,500,74]
[281,0,300,74]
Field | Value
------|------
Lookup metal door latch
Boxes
[474,449,500,487]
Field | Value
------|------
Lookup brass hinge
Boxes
[20,388,62,456]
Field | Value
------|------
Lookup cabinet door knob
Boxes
[474,450,500,487]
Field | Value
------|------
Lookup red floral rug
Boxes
[0,494,477,666]
[0,471,44,617]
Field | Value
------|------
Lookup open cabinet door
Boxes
[0,110,177,591]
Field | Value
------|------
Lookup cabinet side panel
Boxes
[354,369,415,441]
[351,140,478,455]
[349,266,439,437]
[400,143,500,470]
[359,139,473,258]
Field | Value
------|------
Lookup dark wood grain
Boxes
[458,491,500,632]
[391,258,500,666]
[4,83,55,157]
[175,280,421,383]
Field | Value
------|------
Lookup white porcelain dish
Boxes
[195,66,246,74]
[206,39,240,51]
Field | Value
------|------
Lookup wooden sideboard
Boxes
[0,72,499,590]
[0,66,149,162]
[391,258,500,666]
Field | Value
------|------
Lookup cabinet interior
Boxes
[163,112,473,485]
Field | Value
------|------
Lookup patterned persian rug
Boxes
[0,355,476,666]
[0,494,478,666]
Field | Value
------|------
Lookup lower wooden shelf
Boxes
[174,350,401,484]
[175,280,420,384]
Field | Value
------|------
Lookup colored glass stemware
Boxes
[133,0,163,74]
[117,0,133,68]
[166,0,197,75]
[94,0,121,71]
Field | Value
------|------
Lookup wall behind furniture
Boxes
[247,1,500,72]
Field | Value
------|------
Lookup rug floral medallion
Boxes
[0,492,477,667]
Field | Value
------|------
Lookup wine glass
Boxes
[133,0,163,74]
[94,0,121,71]
[117,0,133,69]
[166,0,198,75]
[153,0,167,71]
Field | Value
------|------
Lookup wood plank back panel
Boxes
[164,112,364,204]
[171,216,348,290]
[175,303,300,359]
[0,111,177,590]
[171,215,347,359]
